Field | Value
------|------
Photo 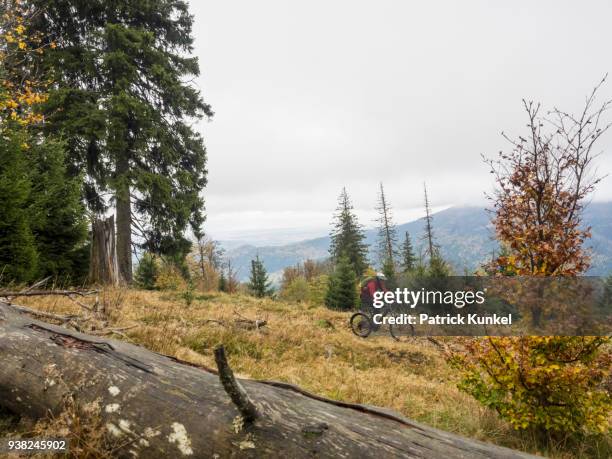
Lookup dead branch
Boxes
[214,345,259,423]
[0,289,98,298]
[232,308,267,330]
[3,302,78,324]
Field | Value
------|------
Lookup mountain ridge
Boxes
[224,202,612,280]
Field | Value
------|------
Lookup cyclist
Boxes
[360,273,388,313]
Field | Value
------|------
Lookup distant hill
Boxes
[224,202,612,281]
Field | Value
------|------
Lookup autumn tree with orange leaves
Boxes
[453,81,612,441]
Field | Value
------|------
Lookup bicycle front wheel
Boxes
[350,312,373,338]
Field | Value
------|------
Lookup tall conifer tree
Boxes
[31,0,212,282]
[329,187,368,276]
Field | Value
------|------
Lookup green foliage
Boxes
[325,254,357,310]
[381,257,396,289]
[26,138,89,283]
[181,282,195,307]
[428,251,452,277]
[248,255,272,298]
[400,231,416,272]
[308,275,329,306]
[0,131,88,284]
[134,252,160,290]
[0,133,38,282]
[281,277,310,302]
[329,188,368,276]
[453,337,611,437]
[218,271,228,293]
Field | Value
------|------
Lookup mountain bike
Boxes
[350,305,414,341]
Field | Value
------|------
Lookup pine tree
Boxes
[31,0,212,282]
[329,187,368,276]
[376,182,398,281]
[325,254,357,310]
[400,231,416,273]
[248,255,271,298]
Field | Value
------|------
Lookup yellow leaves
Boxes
[1,2,51,128]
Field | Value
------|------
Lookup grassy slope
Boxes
[8,289,612,458]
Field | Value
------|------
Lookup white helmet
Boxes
[376,272,387,280]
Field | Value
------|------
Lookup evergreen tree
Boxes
[26,139,89,283]
[325,254,357,310]
[381,257,397,289]
[329,187,368,276]
[0,131,88,284]
[376,182,398,269]
[400,231,416,273]
[0,6,88,284]
[134,252,159,290]
[428,250,451,277]
[218,271,228,293]
[248,255,271,298]
[0,133,38,283]
[31,0,212,282]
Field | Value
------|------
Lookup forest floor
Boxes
[2,288,611,458]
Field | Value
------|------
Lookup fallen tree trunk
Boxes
[0,301,535,458]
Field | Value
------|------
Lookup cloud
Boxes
[190,0,612,239]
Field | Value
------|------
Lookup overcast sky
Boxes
[189,0,612,244]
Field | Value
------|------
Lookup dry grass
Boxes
[10,288,612,458]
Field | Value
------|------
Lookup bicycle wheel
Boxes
[350,312,372,338]
[389,322,415,342]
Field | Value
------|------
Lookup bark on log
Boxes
[0,301,536,459]
[89,216,120,286]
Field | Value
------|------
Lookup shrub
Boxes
[308,275,329,306]
[281,277,310,303]
[452,336,611,436]
[154,259,186,291]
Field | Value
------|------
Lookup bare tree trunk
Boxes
[115,155,132,284]
[89,216,120,286]
[0,301,536,459]
[423,182,436,259]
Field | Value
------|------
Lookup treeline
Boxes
[254,182,451,309]
[0,0,209,286]
[321,182,450,310]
